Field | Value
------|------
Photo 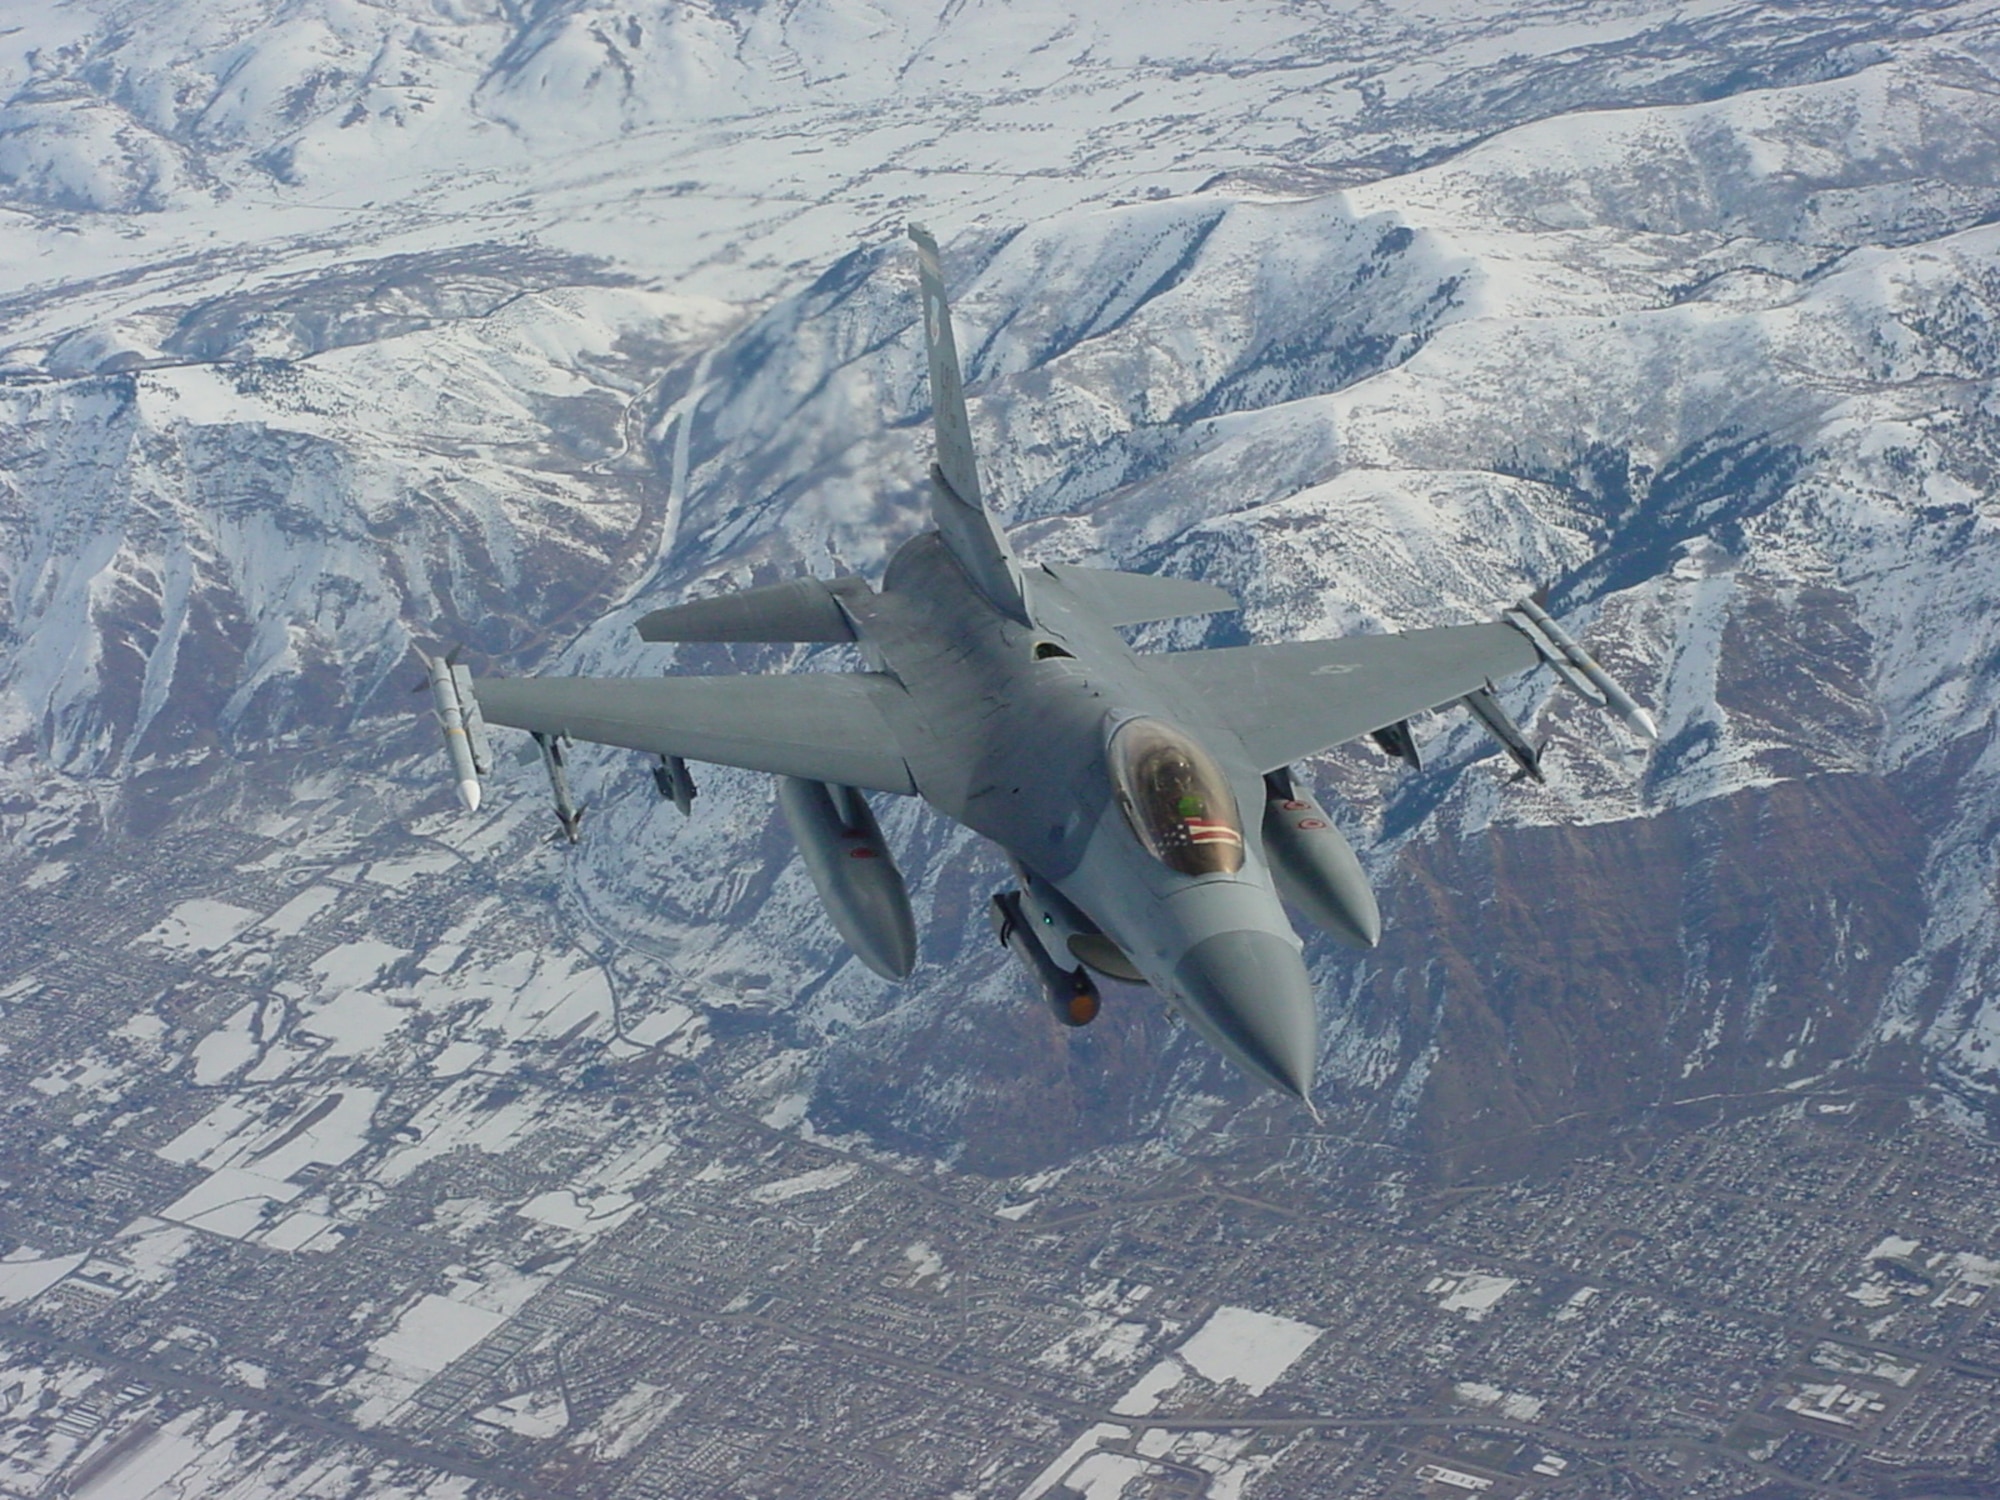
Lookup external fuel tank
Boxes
[1260,772,1381,951]
[777,778,918,980]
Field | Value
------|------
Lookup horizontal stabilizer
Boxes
[1042,563,1237,626]
[636,577,860,643]
[473,673,915,794]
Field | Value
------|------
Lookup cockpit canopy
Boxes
[1107,717,1245,876]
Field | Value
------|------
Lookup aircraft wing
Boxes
[472,673,917,794]
[1146,622,1540,773]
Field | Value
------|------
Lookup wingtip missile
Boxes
[1508,596,1659,743]
[421,648,486,814]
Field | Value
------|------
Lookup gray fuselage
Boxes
[843,531,1320,1100]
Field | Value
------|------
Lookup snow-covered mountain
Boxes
[6,0,2000,1177]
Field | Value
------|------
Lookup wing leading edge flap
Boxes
[1147,622,1541,773]
[1042,563,1238,625]
[472,673,916,795]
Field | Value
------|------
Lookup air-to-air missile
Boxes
[1507,596,1660,742]
[651,753,698,816]
[1447,599,1659,783]
[777,778,917,980]
[1259,769,1382,950]
[1460,683,1545,783]
[990,890,1101,1027]
[420,649,491,812]
[532,730,584,843]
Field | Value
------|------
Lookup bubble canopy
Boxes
[1107,717,1246,876]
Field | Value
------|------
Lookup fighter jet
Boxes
[420,225,1656,1107]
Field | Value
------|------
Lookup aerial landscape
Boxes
[4,0,2000,1496]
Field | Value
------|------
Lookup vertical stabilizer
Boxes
[907,224,1029,621]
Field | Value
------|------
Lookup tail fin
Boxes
[908,224,1028,622]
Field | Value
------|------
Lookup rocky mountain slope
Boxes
[5,0,2000,1181]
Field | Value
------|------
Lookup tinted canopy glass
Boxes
[1107,717,1245,876]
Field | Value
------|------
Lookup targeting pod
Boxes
[1508,596,1659,742]
[991,891,1101,1026]
[1261,770,1381,950]
[420,650,490,813]
[1014,864,1144,983]
[1461,685,1544,783]
[777,778,917,980]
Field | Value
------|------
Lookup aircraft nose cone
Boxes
[1173,929,1319,1100]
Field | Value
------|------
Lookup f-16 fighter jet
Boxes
[421,225,1655,1108]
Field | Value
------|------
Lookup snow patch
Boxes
[1173,1305,1324,1396]
[134,900,258,954]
